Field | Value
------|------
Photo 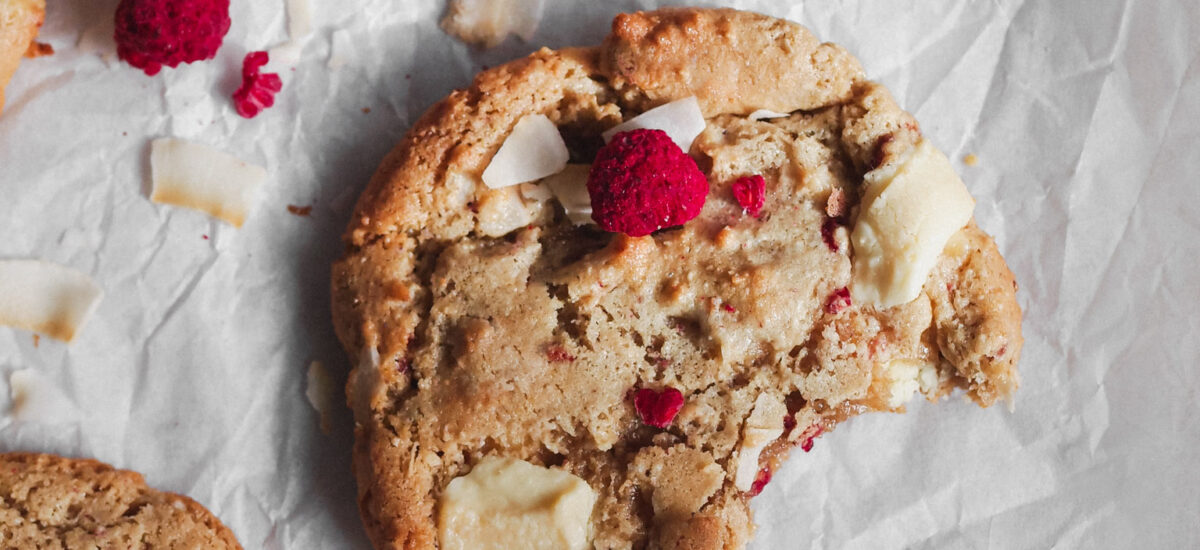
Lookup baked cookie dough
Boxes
[0,452,242,548]
[0,0,44,114]
[332,8,1022,549]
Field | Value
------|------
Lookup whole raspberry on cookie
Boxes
[114,0,231,76]
[587,128,708,236]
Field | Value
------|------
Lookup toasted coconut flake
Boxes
[441,0,545,49]
[602,96,706,152]
[481,114,568,189]
[269,0,313,65]
[748,109,790,120]
[150,137,267,227]
[542,164,593,225]
[0,260,102,342]
[9,369,80,424]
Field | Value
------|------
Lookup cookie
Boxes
[332,8,1022,549]
[0,0,44,114]
[0,452,242,548]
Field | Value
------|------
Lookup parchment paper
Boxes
[1,0,1197,548]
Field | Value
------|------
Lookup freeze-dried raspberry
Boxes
[732,175,765,217]
[825,287,851,315]
[233,51,282,118]
[115,0,231,76]
[746,467,772,497]
[821,216,847,252]
[588,129,708,237]
[634,387,684,428]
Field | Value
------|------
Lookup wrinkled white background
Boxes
[1,0,1197,548]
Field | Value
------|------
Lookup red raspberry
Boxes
[588,129,708,237]
[825,287,851,314]
[800,424,824,453]
[731,175,765,217]
[634,387,685,428]
[114,0,231,76]
[233,51,283,118]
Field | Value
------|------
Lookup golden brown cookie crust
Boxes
[332,8,1023,550]
[0,0,44,114]
[0,452,243,549]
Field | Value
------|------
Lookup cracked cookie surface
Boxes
[332,8,1022,550]
[0,453,242,549]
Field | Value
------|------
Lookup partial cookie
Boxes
[0,453,242,549]
[332,8,1022,549]
[0,0,44,114]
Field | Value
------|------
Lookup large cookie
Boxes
[332,8,1022,549]
[0,452,242,548]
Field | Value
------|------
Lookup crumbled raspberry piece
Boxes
[746,467,772,497]
[233,51,283,118]
[634,387,685,428]
[799,424,823,453]
[588,129,708,236]
[731,175,765,217]
[721,302,736,313]
[825,287,851,314]
[545,344,575,363]
[821,216,847,252]
[115,0,231,76]
[783,414,796,433]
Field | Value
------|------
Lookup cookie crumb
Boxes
[963,153,979,166]
[287,204,313,217]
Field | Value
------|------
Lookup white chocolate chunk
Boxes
[0,260,102,342]
[9,369,80,424]
[481,114,569,189]
[150,138,267,227]
[734,393,786,491]
[602,96,706,152]
[476,185,545,236]
[439,457,596,550]
[851,140,975,308]
[543,164,593,225]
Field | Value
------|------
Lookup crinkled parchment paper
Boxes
[1,0,1197,547]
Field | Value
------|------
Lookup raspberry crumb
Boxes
[114,0,231,76]
[731,175,765,217]
[747,467,772,497]
[721,302,736,313]
[545,344,575,363]
[825,287,851,314]
[634,387,685,428]
[588,129,708,237]
[821,216,847,252]
[799,424,823,453]
[233,51,283,118]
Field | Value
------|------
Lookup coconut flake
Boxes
[441,0,545,48]
[150,138,267,227]
[8,369,80,424]
[0,260,102,342]
[602,96,706,152]
[481,114,568,189]
[269,0,313,66]
[306,360,335,434]
[748,109,791,121]
[542,164,593,225]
